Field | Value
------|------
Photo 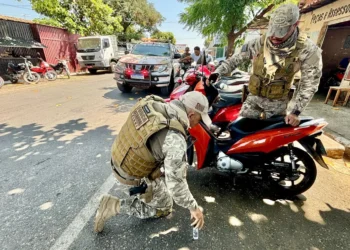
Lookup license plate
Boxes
[131,74,144,80]
[86,66,92,68]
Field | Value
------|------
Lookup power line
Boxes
[0,3,33,10]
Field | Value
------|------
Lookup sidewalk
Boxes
[302,93,350,157]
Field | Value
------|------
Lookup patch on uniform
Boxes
[195,103,205,112]
[142,104,151,114]
[131,106,149,130]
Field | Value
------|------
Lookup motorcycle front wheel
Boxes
[23,72,40,84]
[267,146,317,196]
[65,68,71,79]
[44,71,58,81]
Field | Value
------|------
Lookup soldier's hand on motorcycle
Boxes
[285,114,300,127]
[190,206,204,229]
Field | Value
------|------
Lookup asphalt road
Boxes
[0,74,349,250]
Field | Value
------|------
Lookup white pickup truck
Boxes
[76,35,121,74]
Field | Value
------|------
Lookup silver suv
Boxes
[114,42,181,95]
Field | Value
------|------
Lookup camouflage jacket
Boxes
[215,35,323,114]
[148,100,198,211]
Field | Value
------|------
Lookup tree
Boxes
[204,38,212,48]
[28,0,123,35]
[105,0,164,41]
[151,31,176,44]
[180,0,296,57]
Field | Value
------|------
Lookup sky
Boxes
[0,0,205,52]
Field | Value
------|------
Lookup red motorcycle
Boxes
[30,58,58,81]
[188,82,328,196]
[168,69,245,126]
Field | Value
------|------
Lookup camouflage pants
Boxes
[240,94,289,119]
[118,177,173,219]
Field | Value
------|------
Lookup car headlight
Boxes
[154,64,167,73]
[116,61,126,72]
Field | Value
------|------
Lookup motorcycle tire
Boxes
[23,72,40,84]
[56,68,64,75]
[267,146,317,196]
[11,78,18,84]
[44,71,58,81]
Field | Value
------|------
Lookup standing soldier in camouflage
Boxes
[94,92,211,233]
[214,4,323,126]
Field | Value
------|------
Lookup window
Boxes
[103,38,110,48]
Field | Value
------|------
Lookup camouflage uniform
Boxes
[118,128,198,219]
[215,5,323,119]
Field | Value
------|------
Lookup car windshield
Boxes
[131,44,170,57]
[77,38,101,52]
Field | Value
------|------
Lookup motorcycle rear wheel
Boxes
[23,72,40,84]
[267,146,317,196]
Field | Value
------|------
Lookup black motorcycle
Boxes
[50,58,71,78]
[6,57,40,84]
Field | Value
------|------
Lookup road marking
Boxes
[50,174,116,250]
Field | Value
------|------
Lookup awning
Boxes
[0,36,47,48]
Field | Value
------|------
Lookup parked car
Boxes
[114,42,182,95]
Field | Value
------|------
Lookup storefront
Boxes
[300,0,350,81]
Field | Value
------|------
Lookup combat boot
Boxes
[94,195,120,233]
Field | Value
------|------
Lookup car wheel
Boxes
[117,82,133,93]
[88,69,98,74]
[109,61,117,73]
[160,72,174,96]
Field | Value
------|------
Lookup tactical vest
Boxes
[111,95,186,179]
[248,33,307,99]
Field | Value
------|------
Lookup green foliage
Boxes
[179,0,289,55]
[33,17,63,28]
[204,37,212,47]
[105,0,163,41]
[151,31,176,44]
[29,0,123,35]
[28,0,163,39]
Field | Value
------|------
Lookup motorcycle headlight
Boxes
[153,64,167,73]
[116,61,126,72]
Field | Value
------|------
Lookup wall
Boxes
[300,0,350,45]
[32,24,81,73]
[321,26,350,74]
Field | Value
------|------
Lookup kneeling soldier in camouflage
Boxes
[94,92,211,233]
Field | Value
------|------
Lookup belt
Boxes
[111,160,141,186]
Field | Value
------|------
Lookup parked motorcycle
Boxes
[30,58,57,81]
[50,57,71,78]
[6,57,40,84]
[188,79,329,196]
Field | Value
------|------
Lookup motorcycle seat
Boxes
[218,84,244,93]
[228,116,314,139]
[213,93,242,108]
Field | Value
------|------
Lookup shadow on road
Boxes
[0,119,116,250]
[69,167,350,250]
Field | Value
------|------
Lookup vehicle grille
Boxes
[125,64,154,71]
[82,56,95,60]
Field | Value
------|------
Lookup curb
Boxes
[324,130,350,158]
